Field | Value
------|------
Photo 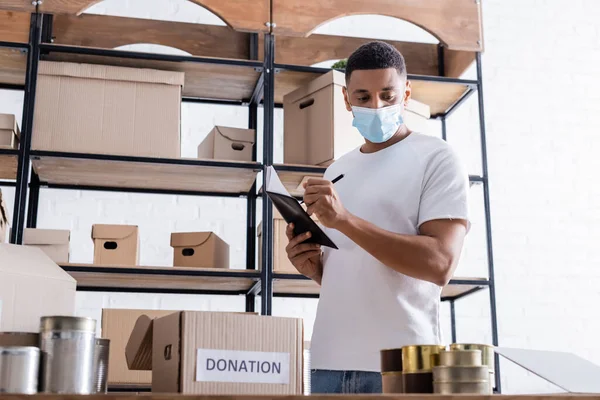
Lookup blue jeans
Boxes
[311,369,382,394]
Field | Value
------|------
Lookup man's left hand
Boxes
[303,178,349,229]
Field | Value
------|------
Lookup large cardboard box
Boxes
[257,208,316,273]
[92,224,139,266]
[0,244,76,332]
[24,228,70,264]
[0,190,9,243]
[0,114,20,149]
[32,61,184,158]
[102,309,177,386]
[197,126,255,162]
[128,311,303,394]
[170,232,229,269]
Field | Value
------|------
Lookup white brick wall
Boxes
[2,0,600,393]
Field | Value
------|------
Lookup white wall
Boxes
[1,0,600,393]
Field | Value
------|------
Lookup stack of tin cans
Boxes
[0,316,110,394]
[433,349,490,394]
[380,343,495,394]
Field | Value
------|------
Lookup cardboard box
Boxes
[0,332,39,347]
[128,311,303,394]
[170,232,229,269]
[0,244,76,332]
[198,126,255,162]
[102,309,177,386]
[257,207,317,273]
[0,114,20,149]
[283,70,363,166]
[32,61,184,159]
[23,228,70,264]
[92,224,139,266]
[0,189,9,243]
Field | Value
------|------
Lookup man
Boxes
[285,41,470,394]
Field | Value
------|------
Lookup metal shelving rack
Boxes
[0,2,500,393]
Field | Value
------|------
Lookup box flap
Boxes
[125,314,154,371]
[24,228,70,245]
[214,126,255,145]
[496,347,600,394]
[92,224,138,240]
[283,70,345,105]
[170,232,215,248]
[39,61,185,87]
[0,114,19,138]
[0,244,75,283]
[0,190,9,227]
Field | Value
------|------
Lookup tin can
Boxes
[39,316,97,394]
[401,345,446,373]
[433,365,490,382]
[434,381,490,394]
[0,346,40,394]
[93,338,110,394]
[439,349,482,366]
[450,343,495,391]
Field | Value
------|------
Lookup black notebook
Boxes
[264,166,338,249]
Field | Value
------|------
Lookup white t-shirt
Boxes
[310,132,470,372]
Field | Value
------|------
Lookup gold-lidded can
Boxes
[402,344,446,373]
[439,349,482,367]
[434,381,490,394]
[433,365,490,382]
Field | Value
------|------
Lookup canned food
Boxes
[0,346,40,394]
[93,338,110,394]
[382,372,403,394]
[439,349,482,366]
[433,365,490,382]
[39,316,97,394]
[402,371,433,393]
[380,348,403,373]
[401,345,446,373]
[434,380,490,394]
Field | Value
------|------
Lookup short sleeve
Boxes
[417,148,470,230]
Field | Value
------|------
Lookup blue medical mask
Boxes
[351,103,405,143]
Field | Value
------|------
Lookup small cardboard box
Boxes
[170,232,229,269]
[283,70,363,166]
[32,61,184,159]
[102,309,177,386]
[0,114,20,149]
[0,189,9,243]
[198,126,255,162]
[92,224,139,266]
[0,244,76,332]
[257,207,317,273]
[23,228,70,264]
[128,311,303,394]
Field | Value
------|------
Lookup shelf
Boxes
[60,263,260,296]
[30,151,262,196]
[0,148,18,181]
[272,273,489,301]
[274,64,477,117]
[39,44,263,103]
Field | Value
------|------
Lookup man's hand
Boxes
[303,178,348,229]
[285,224,323,284]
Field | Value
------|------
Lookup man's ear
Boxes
[342,86,352,112]
[404,80,412,106]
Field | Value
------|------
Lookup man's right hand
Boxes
[285,223,323,284]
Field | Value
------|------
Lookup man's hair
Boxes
[345,41,407,82]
